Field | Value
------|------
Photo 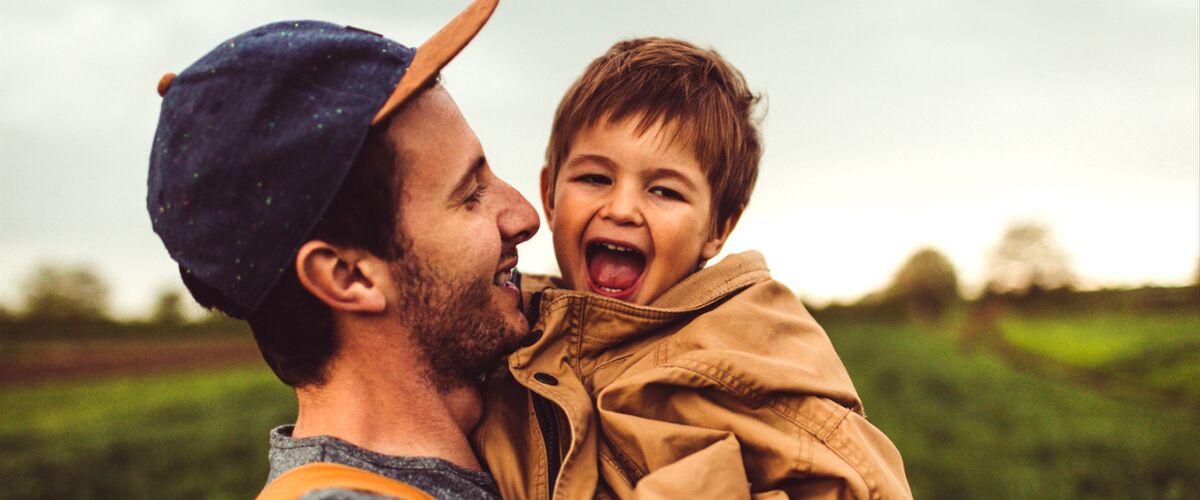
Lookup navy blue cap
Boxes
[148,21,412,318]
[149,1,497,319]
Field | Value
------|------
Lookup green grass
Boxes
[999,312,1200,369]
[0,366,293,499]
[3,315,1198,499]
[999,311,1200,405]
[823,318,1199,500]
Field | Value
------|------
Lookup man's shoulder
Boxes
[297,488,396,500]
[266,426,501,500]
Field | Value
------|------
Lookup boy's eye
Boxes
[650,186,685,201]
[574,174,612,186]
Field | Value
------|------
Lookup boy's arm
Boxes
[598,415,753,500]
[596,360,912,499]
[630,435,753,500]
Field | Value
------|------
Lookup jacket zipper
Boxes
[532,392,561,499]
[522,286,560,498]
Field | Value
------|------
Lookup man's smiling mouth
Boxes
[585,240,646,299]
[493,253,519,292]
[492,268,515,287]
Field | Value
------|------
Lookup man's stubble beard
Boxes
[390,254,524,394]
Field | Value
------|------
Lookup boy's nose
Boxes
[597,190,644,226]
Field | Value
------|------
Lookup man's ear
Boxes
[294,240,388,314]
[700,205,744,261]
[539,165,555,227]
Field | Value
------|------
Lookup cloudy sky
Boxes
[1,0,1197,317]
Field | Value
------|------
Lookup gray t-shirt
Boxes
[267,425,501,500]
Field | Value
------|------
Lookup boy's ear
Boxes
[295,240,388,314]
[700,205,745,261]
[539,165,555,227]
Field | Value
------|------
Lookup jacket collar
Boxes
[650,251,770,309]
[523,251,771,354]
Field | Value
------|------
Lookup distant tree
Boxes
[150,288,187,325]
[20,262,112,323]
[885,247,961,321]
[984,222,1076,294]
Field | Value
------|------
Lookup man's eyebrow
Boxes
[448,156,487,204]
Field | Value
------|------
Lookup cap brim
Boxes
[371,0,498,125]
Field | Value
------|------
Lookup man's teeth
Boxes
[493,270,512,286]
[600,242,637,253]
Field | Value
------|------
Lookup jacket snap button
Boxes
[533,373,558,386]
[521,329,543,347]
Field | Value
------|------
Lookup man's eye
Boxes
[466,184,488,205]
[574,174,611,186]
[650,186,684,201]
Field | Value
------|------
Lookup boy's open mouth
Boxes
[585,240,646,300]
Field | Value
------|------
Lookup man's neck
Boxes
[290,343,484,471]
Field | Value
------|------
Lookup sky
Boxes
[1,0,1197,318]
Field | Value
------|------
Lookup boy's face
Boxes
[541,116,732,305]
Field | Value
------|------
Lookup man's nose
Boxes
[597,187,644,226]
[496,180,539,245]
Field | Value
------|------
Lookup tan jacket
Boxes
[473,251,911,499]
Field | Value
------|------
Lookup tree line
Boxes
[2,222,1197,326]
[0,263,188,325]
[824,222,1199,322]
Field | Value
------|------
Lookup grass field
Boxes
[2,314,1198,499]
[823,317,1200,499]
[0,365,292,499]
[999,311,1200,408]
[1000,312,1199,368]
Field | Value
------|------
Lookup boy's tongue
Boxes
[588,248,644,290]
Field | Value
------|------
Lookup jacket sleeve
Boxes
[595,360,912,499]
[624,429,751,500]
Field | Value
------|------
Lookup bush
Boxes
[884,248,961,322]
[19,262,112,323]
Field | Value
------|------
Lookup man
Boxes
[147,1,537,497]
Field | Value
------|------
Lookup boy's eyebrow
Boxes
[565,153,616,171]
[448,155,487,204]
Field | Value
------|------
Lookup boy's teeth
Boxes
[601,243,634,253]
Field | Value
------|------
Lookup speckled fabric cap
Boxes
[147,2,497,318]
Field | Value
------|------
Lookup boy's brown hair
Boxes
[545,37,763,233]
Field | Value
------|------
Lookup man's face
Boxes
[385,87,539,391]
[543,116,727,305]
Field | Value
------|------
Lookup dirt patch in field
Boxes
[0,339,263,384]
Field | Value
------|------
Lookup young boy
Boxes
[473,38,911,499]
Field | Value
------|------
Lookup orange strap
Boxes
[257,462,434,500]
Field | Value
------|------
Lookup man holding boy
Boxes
[149,0,910,496]
[147,1,538,497]
[472,38,912,499]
